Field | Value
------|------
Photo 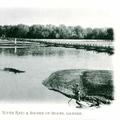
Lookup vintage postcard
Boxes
[0,0,119,120]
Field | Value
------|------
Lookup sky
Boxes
[0,0,118,27]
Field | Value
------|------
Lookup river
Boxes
[0,43,113,103]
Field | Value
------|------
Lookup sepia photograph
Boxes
[0,0,119,120]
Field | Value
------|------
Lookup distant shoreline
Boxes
[0,38,114,55]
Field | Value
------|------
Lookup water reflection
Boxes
[0,47,27,56]
[0,46,65,56]
[0,44,111,57]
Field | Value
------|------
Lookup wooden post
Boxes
[14,46,17,53]
[15,38,17,45]
[79,73,84,91]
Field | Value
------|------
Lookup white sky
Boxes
[0,0,118,27]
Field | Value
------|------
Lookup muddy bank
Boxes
[43,69,113,107]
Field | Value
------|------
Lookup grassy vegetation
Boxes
[81,70,113,100]
[43,69,113,107]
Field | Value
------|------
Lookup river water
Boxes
[0,43,113,103]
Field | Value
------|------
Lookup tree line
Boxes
[0,24,114,40]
